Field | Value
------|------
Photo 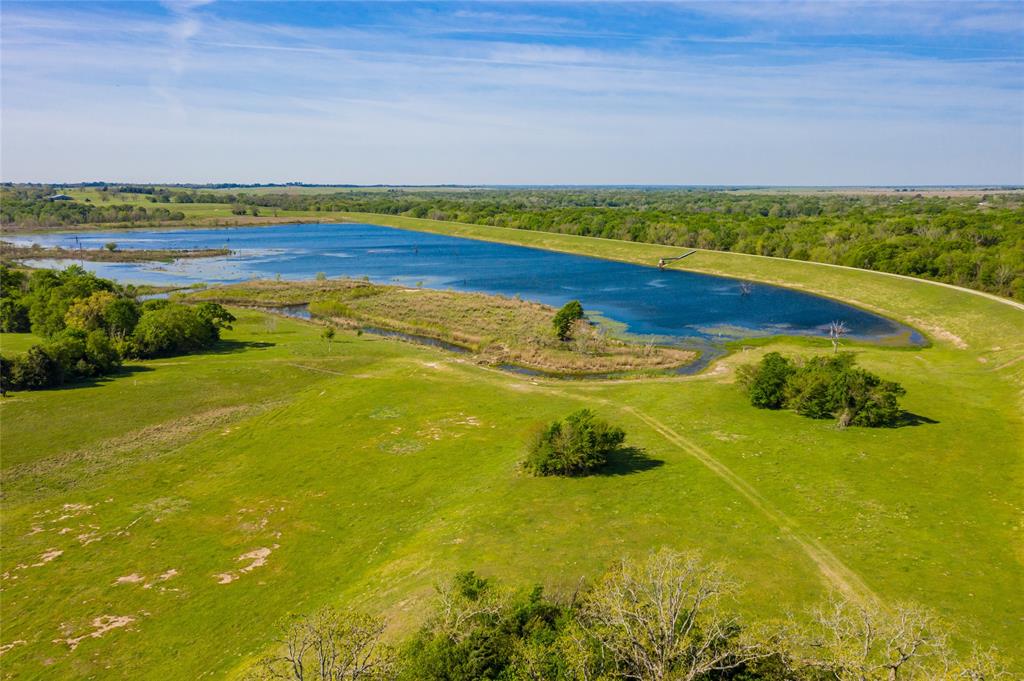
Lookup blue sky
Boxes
[2,1,1022,184]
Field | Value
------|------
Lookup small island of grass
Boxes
[0,241,231,264]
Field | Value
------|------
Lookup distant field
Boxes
[1,225,1022,679]
[0,332,42,356]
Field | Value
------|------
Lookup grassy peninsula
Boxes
[187,279,695,375]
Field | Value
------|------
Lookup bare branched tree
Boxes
[798,597,949,681]
[556,619,609,681]
[245,607,395,681]
[430,571,506,644]
[939,647,1013,680]
[580,548,776,681]
[829,320,850,354]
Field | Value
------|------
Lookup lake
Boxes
[13,223,921,346]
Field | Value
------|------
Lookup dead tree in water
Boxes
[739,281,753,296]
[829,320,849,353]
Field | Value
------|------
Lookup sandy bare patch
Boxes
[908,318,967,349]
[31,549,62,567]
[239,547,274,572]
[418,360,451,371]
[115,573,144,585]
[704,362,730,379]
[57,615,135,651]
[0,640,26,656]
[76,529,102,545]
[215,545,278,584]
[143,568,181,590]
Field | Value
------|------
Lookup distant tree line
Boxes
[4,186,1022,298]
[0,187,185,227]
[255,189,1024,299]
[245,548,1007,681]
[0,266,233,392]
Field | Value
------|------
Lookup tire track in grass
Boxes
[305,338,880,604]
[618,404,879,606]
[478,360,880,605]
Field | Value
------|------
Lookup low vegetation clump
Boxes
[738,352,906,427]
[524,409,626,476]
[0,265,234,391]
[189,279,696,375]
[247,549,1007,681]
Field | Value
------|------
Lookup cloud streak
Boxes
[1,1,1021,184]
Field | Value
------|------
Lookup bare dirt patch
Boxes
[215,545,279,584]
[0,640,26,656]
[31,549,63,567]
[908,317,968,349]
[56,615,136,651]
[115,573,144,585]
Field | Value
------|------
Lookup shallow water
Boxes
[14,223,921,346]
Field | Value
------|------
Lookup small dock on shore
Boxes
[658,250,697,269]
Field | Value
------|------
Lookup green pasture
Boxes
[1,223,1022,679]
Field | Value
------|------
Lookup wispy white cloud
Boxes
[1,1,1020,183]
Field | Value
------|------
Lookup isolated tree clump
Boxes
[738,352,906,427]
[553,299,585,341]
[524,408,625,476]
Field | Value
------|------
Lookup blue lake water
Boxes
[13,223,920,346]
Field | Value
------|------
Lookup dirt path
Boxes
[476,357,881,605]
[618,405,878,605]
[284,362,348,377]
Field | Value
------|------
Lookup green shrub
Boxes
[85,329,121,374]
[193,302,235,339]
[104,297,141,337]
[9,345,63,389]
[132,304,217,356]
[525,409,625,476]
[397,572,566,681]
[786,355,854,419]
[736,351,793,408]
[829,367,906,427]
[552,300,584,341]
[0,297,29,332]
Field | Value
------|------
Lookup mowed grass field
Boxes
[1,223,1022,679]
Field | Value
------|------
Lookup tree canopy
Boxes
[738,352,906,427]
[524,409,626,476]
